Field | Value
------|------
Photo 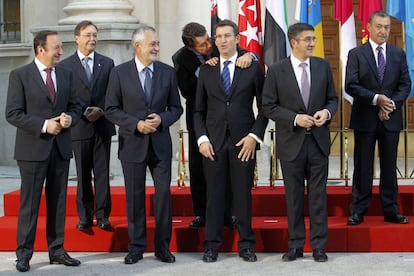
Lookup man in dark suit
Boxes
[172,22,254,229]
[105,24,182,265]
[262,23,338,262]
[5,30,82,272]
[345,11,411,226]
[194,20,268,263]
[59,20,116,231]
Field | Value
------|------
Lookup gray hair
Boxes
[131,24,156,45]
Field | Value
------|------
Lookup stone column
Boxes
[58,0,138,24]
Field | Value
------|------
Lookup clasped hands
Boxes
[46,112,72,135]
[377,94,394,121]
[136,113,161,134]
[199,135,257,162]
[85,106,104,122]
[296,109,330,129]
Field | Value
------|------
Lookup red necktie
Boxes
[44,68,56,102]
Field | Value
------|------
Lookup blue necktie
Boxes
[143,67,152,103]
[83,57,92,82]
[377,46,385,82]
[221,60,231,95]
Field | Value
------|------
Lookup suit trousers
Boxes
[350,126,400,217]
[73,135,112,222]
[280,134,328,250]
[16,142,69,260]
[121,143,172,254]
[203,136,255,251]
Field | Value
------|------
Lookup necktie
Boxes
[221,60,231,95]
[143,67,152,103]
[44,68,56,102]
[299,63,310,109]
[83,57,92,82]
[377,46,385,82]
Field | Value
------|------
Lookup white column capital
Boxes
[58,0,139,25]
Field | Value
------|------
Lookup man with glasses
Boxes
[172,22,255,230]
[59,20,116,231]
[262,23,338,262]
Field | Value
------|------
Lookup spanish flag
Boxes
[295,0,325,58]
[358,0,382,44]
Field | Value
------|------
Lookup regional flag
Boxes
[335,0,357,104]
[387,0,414,98]
[358,0,382,44]
[238,0,263,64]
[295,0,325,58]
[263,0,290,68]
[211,0,231,36]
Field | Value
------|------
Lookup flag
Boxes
[263,0,291,67]
[358,0,382,43]
[238,0,263,64]
[295,0,325,58]
[211,0,231,36]
[335,0,357,104]
[387,0,414,98]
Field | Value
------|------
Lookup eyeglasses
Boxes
[297,36,317,44]
[79,33,98,39]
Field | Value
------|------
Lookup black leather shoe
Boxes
[282,248,304,262]
[189,216,205,229]
[76,220,93,230]
[224,216,238,228]
[348,213,364,225]
[384,214,409,224]
[49,252,81,266]
[202,249,218,262]
[124,252,143,264]
[97,218,112,230]
[239,248,257,262]
[313,249,328,262]
[16,258,30,272]
[155,250,175,263]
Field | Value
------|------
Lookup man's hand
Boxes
[85,106,104,122]
[296,114,315,129]
[313,110,329,127]
[379,109,390,121]
[235,52,253,69]
[377,94,394,114]
[205,57,219,66]
[46,115,62,135]
[199,141,215,161]
[59,112,72,128]
[136,113,161,134]
[235,135,257,162]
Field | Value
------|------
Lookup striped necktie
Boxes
[221,60,231,95]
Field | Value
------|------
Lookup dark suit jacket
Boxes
[262,57,338,162]
[345,42,411,132]
[105,59,183,163]
[193,58,268,151]
[58,52,116,140]
[5,62,81,161]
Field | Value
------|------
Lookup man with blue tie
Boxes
[193,20,268,263]
[59,20,116,231]
[105,24,183,265]
[346,11,411,226]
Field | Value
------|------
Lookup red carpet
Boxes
[1,185,414,252]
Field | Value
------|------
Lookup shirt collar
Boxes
[135,56,154,73]
[290,54,310,69]
[369,39,387,52]
[77,50,95,62]
[220,52,238,67]
[34,58,53,72]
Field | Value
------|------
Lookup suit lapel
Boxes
[131,60,147,102]
[228,66,242,98]
[284,58,306,110]
[361,43,381,83]
[91,53,103,88]
[30,62,54,104]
